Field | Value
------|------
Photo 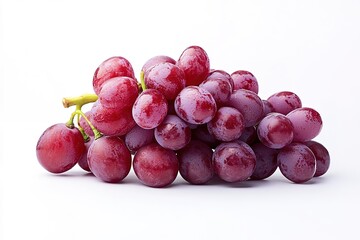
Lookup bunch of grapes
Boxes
[36,45,330,187]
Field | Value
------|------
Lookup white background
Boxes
[1,0,359,239]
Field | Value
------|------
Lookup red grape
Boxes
[36,123,86,174]
[286,107,323,142]
[231,70,259,93]
[93,56,135,95]
[278,143,316,183]
[199,75,232,107]
[132,89,168,129]
[178,140,214,184]
[141,55,176,73]
[133,143,178,188]
[174,86,217,124]
[79,111,94,137]
[78,137,94,172]
[213,141,256,182]
[125,125,155,154]
[250,142,279,180]
[207,70,234,90]
[154,115,191,150]
[192,124,220,148]
[305,141,330,177]
[87,136,131,183]
[177,45,210,86]
[267,91,302,115]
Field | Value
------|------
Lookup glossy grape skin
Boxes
[154,115,191,150]
[250,142,279,180]
[98,76,139,110]
[305,141,330,177]
[177,45,210,86]
[213,141,256,182]
[93,56,135,95]
[207,107,245,142]
[132,89,168,129]
[231,70,259,93]
[257,113,294,149]
[87,136,131,183]
[267,91,302,115]
[133,143,178,188]
[36,123,86,174]
[199,76,232,107]
[286,107,323,142]
[79,111,94,137]
[125,125,155,154]
[141,55,176,73]
[78,137,94,172]
[278,143,316,183]
[174,86,217,124]
[91,103,135,136]
[192,124,220,148]
[262,100,275,116]
[207,70,234,91]
[227,89,264,127]
[177,140,214,184]
[144,62,186,100]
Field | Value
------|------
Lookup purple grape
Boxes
[305,141,330,177]
[286,107,323,142]
[227,89,264,127]
[207,69,234,90]
[231,70,259,93]
[141,55,176,73]
[177,45,210,86]
[262,100,275,116]
[132,89,168,129]
[192,124,220,148]
[78,137,94,172]
[177,140,214,184]
[199,75,232,107]
[133,143,178,188]
[207,106,245,142]
[144,62,186,100]
[277,143,316,183]
[174,86,217,124]
[125,125,155,154]
[155,115,191,150]
[257,113,294,149]
[213,141,256,182]
[87,136,131,183]
[238,126,258,145]
[267,91,302,115]
[250,142,279,180]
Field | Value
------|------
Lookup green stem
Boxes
[76,105,90,142]
[140,71,146,91]
[75,109,102,140]
[63,93,98,108]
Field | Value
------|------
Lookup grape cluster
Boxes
[36,45,330,187]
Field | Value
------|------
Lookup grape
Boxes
[177,45,210,86]
[87,136,131,183]
[267,91,302,115]
[286,107,323,142]
[227,89,264,127]
[78,137,94,172]
[231,70,259,93]
[250,142,279,180]
[277,143,316,183]
[154,115,191,150]
[79,111,94,137]
[238,126,258,145]
[132,89,168,129]
[207,106,245,142]
[257,113,294,149]
[199,75,232,107]
[262,100,275,116]
[192,124,219,148]
[305,141,330,177]
[133,143,178,188]
[93,56,135,95]
[91,103,135,136]
[125,125,155,154]
[98,76,139,109]
[36,123,86,174]
[213,141,256,182]
[141,55,176,73]
[177,140,214,184]
[174,86,217,124]
[207,70,234,90]
[144,62,186,100]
